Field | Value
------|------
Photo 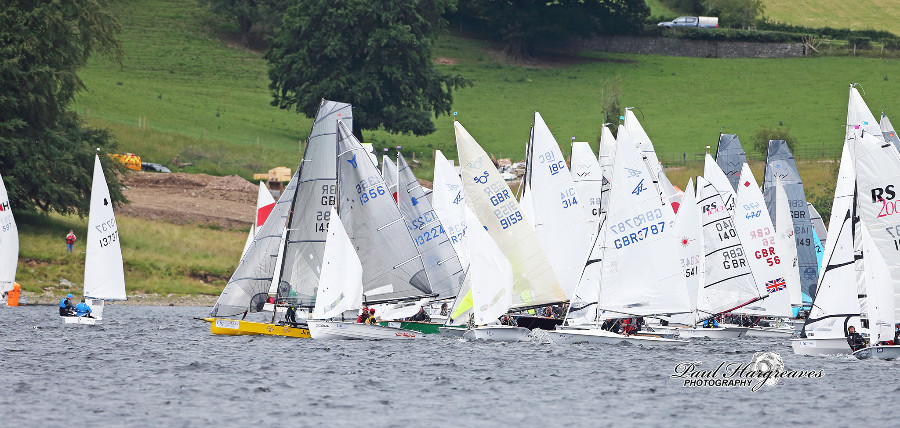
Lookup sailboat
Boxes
[455,121,567,336]
[0,171,19,306]
[703,153,735,213]
[65,154,127,324]
[547,121,689,346]
[880,114,900,149]
[307,207,420,340]
[678,177,761,339]
[852,227,899,360]
[775,177,805,321]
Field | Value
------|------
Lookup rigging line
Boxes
[703,272,752,289]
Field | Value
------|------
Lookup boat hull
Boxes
[63,316,97,325]
[853,345,900,360]
[308,321,421,340]
[515,315,563,331]
[790,337,851,356]
[438,326,467,337]
[548,328,688,346]
[745,326,794,338]
[205,318,310,338]
[378,320,443,334]
[678,326,747,339]
[463,325,531,342]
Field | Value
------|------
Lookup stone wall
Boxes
[580,36,805,58]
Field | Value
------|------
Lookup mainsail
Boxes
[382,154,399,202]
[775,177,804,307]
[524,112,591,299]
[570,140,604,303]
[860,227,895,343]
[455,121,566,309]
[733,164,791,317]
[597,129,689,315]
[276,100,352,307]
[598,124,617,222]
[311,208,363,320]
[802,208,858,338]
[672,179,702,315]
[467,207,514,325]
[703,153,735,213]
[336,121,432,302]
[714,134,747,192]
[84,155,127,301]
[761,140,818,300]
[0,172,18,294]
[881,114,900,149]
[212,171,299,317]
[695,176,760,317]
[396,152,465,299]
[432,150,469,269]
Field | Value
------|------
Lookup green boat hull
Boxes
[378,320,444,334]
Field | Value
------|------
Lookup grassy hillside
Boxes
[74,0,900,184]
[762,0,900,35]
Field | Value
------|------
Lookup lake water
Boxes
[1,305,895,427]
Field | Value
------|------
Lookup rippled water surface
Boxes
[1,306,895,427]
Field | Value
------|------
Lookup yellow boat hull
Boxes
[204,318,310,338]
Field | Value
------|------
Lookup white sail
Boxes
[624,108,662,178]
[733,164,792,317]
[853,130,900,321]
[881,114,900,149]
[312,208,363,319]
[672,179,702,313]
[775,177,804,307]
[519,183,535,228]
[804,207,858,339]
[467,207,514,325]
[570,141,604,302]
[598,125,617,221]
[455,121,566,309]
[847,85,883,139]
[84,155,126,301]
[432,150,469,270]
[242,182,276,260]
[382,154,400,203]
[0,172,18,293]
[860,227,895,343]
[695,176,759,316]
[658,169,683,212]
[703,154,735,213]
[599,129,689,315]
[525,112,591,299]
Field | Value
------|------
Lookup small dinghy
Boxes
[463,325,531,342]
[547,328,687,346]
[853,345,900,361]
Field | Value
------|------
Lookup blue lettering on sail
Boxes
[347,154,358,169]
[632,179,646,196]
[625,168,642,178]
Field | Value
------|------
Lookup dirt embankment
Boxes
[119,172,261,230]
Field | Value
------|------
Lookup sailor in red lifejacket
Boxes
[357,307,369,323]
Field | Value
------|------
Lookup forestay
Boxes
[336,121,432,302]
[211,171,299,317]
[525,112,591,300]
[733,164,791,317]
[775,177,804,307]
[598,131,689,316]
[761,140,818,301]
[0,172,18,294]
[714,134,746,192]
[455,121,566,309]
[396,152,465,300]
[695,176,760,317]
[276,100,351,307]
[84,155,126,301]
[311,208,363,320]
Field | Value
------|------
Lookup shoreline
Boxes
[19,291,218,307]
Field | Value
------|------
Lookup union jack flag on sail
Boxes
[765,278,786,294]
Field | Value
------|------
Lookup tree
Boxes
[202,0,287,48]
[266,0,471,139]
[702,0,764,29]
[0,0,126,215]
[751,125,797,157]
[467,0,650,61]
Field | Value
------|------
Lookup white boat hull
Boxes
[307,321,421,340]
[853,345,900,360]
[745,326,794,338]
[438,326,467,337]
[547,328,688,346]
[463,325,530,342]
[63,316,97,325]
[791,337,851,356]
[678,326,747,339]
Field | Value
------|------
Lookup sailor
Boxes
[440,302,449,317]
[58,293,76,316]
[357,307,369,323]
[409,306,431,322]
[73,299,93,318]
[366,309,377,324]
[846,326,867,351]
[703,318,719,328]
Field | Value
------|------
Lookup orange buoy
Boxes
[7,282,20,306]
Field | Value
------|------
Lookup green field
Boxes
[763,0,900,35]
